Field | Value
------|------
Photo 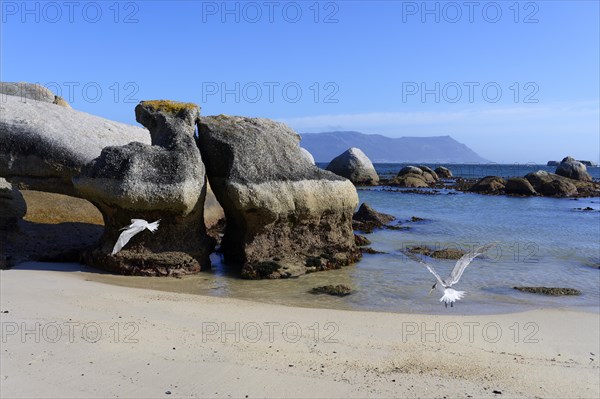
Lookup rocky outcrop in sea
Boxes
[390,165,440,188]
[555,156,592,182]
[325,147,379,185]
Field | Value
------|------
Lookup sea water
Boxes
[93,164,600,315]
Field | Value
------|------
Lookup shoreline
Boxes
[15,261,600,317]
[2,265,599,398]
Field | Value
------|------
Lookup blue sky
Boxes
[2,0,599,163]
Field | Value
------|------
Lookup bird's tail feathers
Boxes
[440,288,466,304]
[146,220,160,232]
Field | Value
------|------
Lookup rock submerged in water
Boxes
[555,156,592,182]
[525,170,579,197]
[406,246,466,260]
[398,166,423,176]
[390,174,429,188]
[469,176,506,194]
[354,234,371,246]
[325,147,379,185]
[352,203,395,233]
[310,284,353,296]
[417,165,439,183]
[504,177,537,196]
[465,169,598,198]
[390,165,439,188]
[74,100,215,276]
[513,286,581,296]
[434,166,453,178]
[197,115,360,279]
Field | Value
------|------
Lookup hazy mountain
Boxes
[300,131,489,163]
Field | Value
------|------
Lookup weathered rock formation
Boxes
[390,165,439,188]
[435,166,453,178]
[555,156,592,182]
[504,177,537,196]
[406,245,466,260]
[464,170,598,197]
[417,165,439,183]
[352,203,395,232]
[0,94,149,196]
[326,147,379,185]
[0,178,26,230]
[469,176,506,194]
[0,82,70,107]
[525,171,578,197]
[73,100,214,276]
[197,115,360,279]
[300,148,316,165]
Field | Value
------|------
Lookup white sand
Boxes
[1,264,598,398]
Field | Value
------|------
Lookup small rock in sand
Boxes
[513,287,581,296]
[310,284,353,296]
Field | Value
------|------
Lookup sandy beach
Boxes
[1,264,598,398]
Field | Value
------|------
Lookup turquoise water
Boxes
[95,164,600,314]
[349,187,600,313]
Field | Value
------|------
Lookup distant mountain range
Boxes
[299,131,489,163]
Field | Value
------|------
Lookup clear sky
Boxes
[2,0,599,163]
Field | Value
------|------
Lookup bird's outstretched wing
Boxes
[123,219,150,230]
[447,243,497,286]
[406,252,445,287]
[112,219,160,255]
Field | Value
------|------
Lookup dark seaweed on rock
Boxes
[310,284,353,296]
[406,246,466,260]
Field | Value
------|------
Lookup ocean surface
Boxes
[343,162,600,181]
[94,164,600,315]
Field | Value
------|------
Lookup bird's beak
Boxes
[428,287,434,296]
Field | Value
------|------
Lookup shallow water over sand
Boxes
[90,184,600,315]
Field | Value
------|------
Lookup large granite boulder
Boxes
[470,176,506,194]
[435,166,453,178]
[398,166,423,176]
[525,171,578,197]
[391,165,439,187]
[390,174,429,188]
[0,82,70,107]
[555,156,592,182]
[0,178,27,230]
[539,179,578,197]
[390,166,425,187]
[505,178,537,196]
[417,165,439,183]
[197,115,360,279]
[0,94,149,196]
[73,100,215,276]
[326,147,379,185]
